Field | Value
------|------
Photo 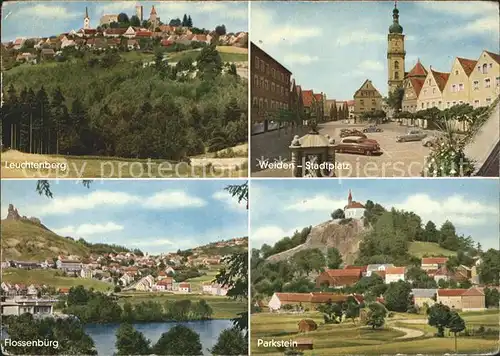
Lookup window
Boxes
[428,79,431,85]
[426,102,430,108]
[486,98,492,104]
[260,60,265,71]
[459,100,463,104]
[360,99,364,105]
[485,78,491,88]
[447,102,450,108]
[455,70,459,75]
[424,89,427,95]
[271,83,275,92]
[489,63,493,68]
[395,71,399,79]
[438,101,442,108]
[371,99,376,105]
[477,65,481,72]
[271,68,275,78]
[473,81,479,90]
[421,103,424,109]
[254,56,259,69]
[271,100,274,109]
[252,97,258,107]
[281,73,284,82]
[482,63,488,74]
[496,77,500,86]
[453,101,456,105]
[259,98,263,109]
[264,99,268,109]
[264,80,269,90]
[452,84,456,92]
[266,64,269,74]
[459,83,464,91]
[432,101,435,107]
[432,88,436,94]
[254,75,259,88]
[474,100,480,107]
[260,77,264,88]
[394,61,399,69]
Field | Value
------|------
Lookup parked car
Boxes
[340,129,366,138]
[334,136,381,155]
[363,125,383,133]
[396,129,427,142]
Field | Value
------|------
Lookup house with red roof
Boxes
[469,50,500,108]
[154,277,174,291]
[442,57,477,112]
[437,287,485,311]
[385,267,406,284]
[421,257,448,271]
[268,292,362,311]
[178,283,191,293]
[416,67,450,111]
[316,268,362,288]
[402,59,428,112]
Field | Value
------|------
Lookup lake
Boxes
[85,319,233,355]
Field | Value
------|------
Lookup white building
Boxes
[421,257,448,271]
[385,267,406,284]
[80,268,93,279]
[344,190,365,219]
[178,283,191,293]
[1,297,57,316]
[366,264,394,277]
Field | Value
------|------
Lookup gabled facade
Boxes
[469,50,500,108]
[442,57,477,109]
[402,59,427,112]
[416,68,449,111]
[353,79,383,115]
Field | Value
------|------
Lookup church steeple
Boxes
[389,1,403,34]
[348,190,353,205]
[83,7,90,29]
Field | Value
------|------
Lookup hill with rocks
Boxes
[2,204,90,261]
[266,219,367,265]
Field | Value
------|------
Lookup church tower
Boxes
[387,1,405,93]
[347,189,353,205]
[83,7,90,29]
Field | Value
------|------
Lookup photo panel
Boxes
[1,1,249,178]
[250,178,500,355]
[249,1,499,178]
[1,179,249,355]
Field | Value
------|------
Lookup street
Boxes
[251,121,434,177]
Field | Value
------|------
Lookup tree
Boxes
[129,15,141,26]
[215,24,227,36]
[317,300,343,324]
[326,247,343,269]
[182,14,188,27]
[153,325,202,355]
[330,208,345,220]
[187,15,193,28]
[448,311,466,352]
[344,297,361,323]
[484,287,500,308]
[385,85,404,112]
[478,249,500,285]
[427,302,452,337]
[117,13,129,24]
[196,44,222,79]
[210,327,248,355]
[366,302,387,329]
[115,323,151,355]
[423,220,439,243]
[291,248,326,276]
[383,280,412,312]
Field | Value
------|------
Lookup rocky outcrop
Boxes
[266,219,368,265]
[6,204,21,220]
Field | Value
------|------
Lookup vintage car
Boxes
[334,136,381,155]
[396,129,427,142]
[363,125,383,133]
[340,129,366,138]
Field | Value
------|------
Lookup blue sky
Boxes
[251,179,500,250]
[1,180,248,254]
[251,1,499,100]
[2,1,248,41]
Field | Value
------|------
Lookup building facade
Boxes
[442,57,477,109]
[417,68,449,111]
[251,42,292,134]
[344,190,365,219]
[469,50,500,108]
[353,79,383,116]
[402,60,427,112]
[387,3,406,93]
[100,14,119,26]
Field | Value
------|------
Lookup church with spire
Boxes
[387,1,406,93]
[344,190,366,220]
[83,7,90,29]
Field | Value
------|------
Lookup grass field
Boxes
[116,291,245,319]
[408,241,457,258]
[167,49,247,63]
[1,268,112,292]
[185,268,220,293]
[251,310,499,355]
[1,150,247,178]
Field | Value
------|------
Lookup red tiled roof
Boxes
[161,39,174,46]
[179,283,190,288]
[310,293,349,303]
[302,90,314,107]
[346,201,365,209]
[347,100,355,106]
[105,28,126,35]
[275,293,312,303]
[345,265,367,272]
[325,269,362,277]
[156,278,173,285]
[437,289,467,297]
[485,50,500,64]
[408,59,427,78]
[159,25,174,32]
[314,93,323,102]
[431,69,450,92]
[386,267,405,275]
[409,78,425,97]
[373,270,386,278]
[195,35,207,41]
[435,266,450,276]
[58,288,70,293]
[135,31,152,37]
[422,257,448,265]
[457,57,477,77]
[159,271,167,276]
[461,287,484,296]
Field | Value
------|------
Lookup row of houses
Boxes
[267,292,364,311]
[202,283,229,296]
[134,274,192,293]
[401,50,500,113]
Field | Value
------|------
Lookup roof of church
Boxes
[430,69,450,92]
[407,59,427,78]
[457,57,477,77]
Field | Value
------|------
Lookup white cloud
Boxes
[54,222,124,236]
[417,1,498,16]
[335,30,385,46]
[392,194,498,227]
[129,238,176,247]
[144,191,206,209]
[95,2,138,15]
[40,191,138,216]
[251,225,297,245]
[463,16,499,34]
[284,53,319,65]
[285,195,345,213]
[212,191,246,211]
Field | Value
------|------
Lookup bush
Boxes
[282,304,294,311]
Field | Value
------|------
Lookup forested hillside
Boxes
[2,45,247,159]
